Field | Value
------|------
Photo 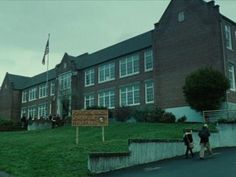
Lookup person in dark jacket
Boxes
[198,124,212,159]
[183,129,194,158]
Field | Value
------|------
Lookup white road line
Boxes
[212,152,221,156]
[144,166,162,172]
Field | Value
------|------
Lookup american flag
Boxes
[42,38,49,65]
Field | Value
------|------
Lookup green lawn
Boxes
[0,122,207,177]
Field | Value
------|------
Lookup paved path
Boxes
[0,171,14,177]
[96,148,236,177]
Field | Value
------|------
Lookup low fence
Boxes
[88,123,236,174]
[202,109,236,123]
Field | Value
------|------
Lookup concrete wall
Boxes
[27,121,51,131]
[88,123,236,174]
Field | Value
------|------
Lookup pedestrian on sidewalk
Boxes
[183,128,194,158]
[198,124,213,159]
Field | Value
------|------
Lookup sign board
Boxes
[72,110,108,127]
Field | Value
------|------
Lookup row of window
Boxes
[22,82,55,103]
[84,81,154,109]
[85,49,153,87]
[21,103,47,119]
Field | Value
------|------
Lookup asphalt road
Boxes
[96,148,236,177]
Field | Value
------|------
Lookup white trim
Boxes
[119,54,140,78]
[144,49,153,72]
[98,63,115,84]
[145,80,154,104]
[85,68,95,87]
[225,24,233,50]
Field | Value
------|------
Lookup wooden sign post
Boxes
[72,110,109,144]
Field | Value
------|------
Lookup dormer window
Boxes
[64,63,67,69]
[178,11,185,22]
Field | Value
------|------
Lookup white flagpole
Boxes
[46,33,50,118]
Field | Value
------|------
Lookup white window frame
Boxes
[98,90,115,109]
[59,72,72,91]
[84,94,95,109]
[39,83,48,98]
[225,24,232,50]
[144,49,153,72]
[119,84,140,106]
[98,63,115,83]
[145,80,154,104]
[50,81,55,96]
[178,11,185,22]
[38,103,47,119]
[85,68,95,87]
[22,90,27,103]
[29,87,37,101]
[21,107,27,118]
[228,63,236,91]
[119,54,139,78]
[28,105,37,119]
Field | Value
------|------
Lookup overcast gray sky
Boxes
[0,0,236,86]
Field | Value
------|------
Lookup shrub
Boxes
[160,112,176,123]
[218,118,236,123]
[146,107,165,123]
[177,115,187,123]
[183,67,229,112]
[86,106,107,110]
[0,119,21,131]
[114,106,133,122]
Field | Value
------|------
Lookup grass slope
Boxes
[0,123,206,177]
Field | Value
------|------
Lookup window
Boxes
[22,91,27,103]
[21,107,27,118]
[39,83,48,98]
[98,63,115,83]
[50,81,55,95]
[98,90,115,109]
[85,68,95,87]
[144,49,153,72]
[120,84,140,106]
[84,94,95,108]
[145,80,154,103]
[38,103,47,118]
[59,72,72,90]
[228,63,236,91]
[120,54,139,78]
[178,11,185,22]
[29,87,37,101]
[28,106,37,119]
[225,25,232,50]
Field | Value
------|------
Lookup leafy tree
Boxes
[183,67,230,112]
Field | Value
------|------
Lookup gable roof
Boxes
[7,73,30,90]
[6,69,56,90]
[70,30,153,69]
[24,69,56,88]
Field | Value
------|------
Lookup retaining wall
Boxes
[88,123,236,174]
[27,121,51,130]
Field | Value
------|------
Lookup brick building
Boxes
[1,0,236,122]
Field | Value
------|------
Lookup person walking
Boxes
[183,129,194,158]
[198,124,213,159]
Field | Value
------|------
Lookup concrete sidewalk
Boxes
[0,171,14,177]
[96,148,236,177]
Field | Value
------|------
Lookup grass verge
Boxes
[0,122,210,177]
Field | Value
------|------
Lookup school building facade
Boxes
[1,0,236,122]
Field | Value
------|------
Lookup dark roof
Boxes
[70,30,153,69]
[221,14,236,26]
[24,69,56,88]
[7,69,56,90]
[7,73,30,90]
